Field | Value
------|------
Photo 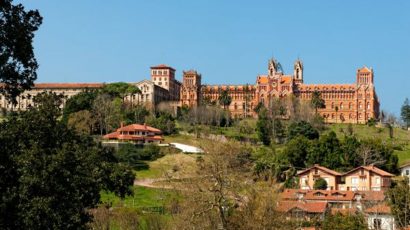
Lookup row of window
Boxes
[152,70,168,75]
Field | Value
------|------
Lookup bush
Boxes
[115,144,161,169]
[313,178,327,190]
[288,120,319,140]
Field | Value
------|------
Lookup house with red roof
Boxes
[103,123,163,144]
[297,164,343,191]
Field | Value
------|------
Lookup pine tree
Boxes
[401,98,410,128]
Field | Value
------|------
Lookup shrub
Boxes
[313,178,327,190]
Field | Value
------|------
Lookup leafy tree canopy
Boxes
[288,120,319,140]
[0,92,134,229]
[0,0,43,103]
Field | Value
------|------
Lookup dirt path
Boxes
[134,178,173,189]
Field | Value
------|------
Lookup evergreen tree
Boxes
[401,98,410,128]
[311,91,326,114]
[256,108,272,146]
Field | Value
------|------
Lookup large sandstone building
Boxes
[0,59,380,124]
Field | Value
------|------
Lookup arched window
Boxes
[340,103,344,109]
[367,102,370,110]
[331,102,334,109]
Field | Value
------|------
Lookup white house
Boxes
[365,204,395,230]
[399,163,410,184]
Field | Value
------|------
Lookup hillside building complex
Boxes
[0,58,380,124]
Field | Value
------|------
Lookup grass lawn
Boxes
[136,152,200,179]
[101,186,178,210]
[327,123,410,165]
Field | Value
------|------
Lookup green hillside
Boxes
[327,123,410,165]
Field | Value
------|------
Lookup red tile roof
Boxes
[103,124,163,142]
[297,164,342,176]
[277,201,327,214]
[0,83,104,89]
[343,165,394,177]
[150,64,175,71]
[281,189,385,202]
[117,124,162,133]
[365,203,391,214]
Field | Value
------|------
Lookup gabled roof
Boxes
[357,66,372,73]
[399,162,410,169]
[343,165,394,177]
[277,201,327,213]
[257,76,269,84]
[280,189,385,202]
[117,124,162,133]
[281,76,292,84]
[297,164,342,176]
[365,203,391,214]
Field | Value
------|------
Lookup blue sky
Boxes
[18,0,410,115]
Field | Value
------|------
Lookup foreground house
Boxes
[297,164,393,192]
[103,124,163,144]
[278,189,395,230]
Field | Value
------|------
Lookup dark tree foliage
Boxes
[101,82,140,99]
[321,213,367,230]
[387,178,410,228]
[62,89,98,122]
[313,178,327,190]
[146,112,176,135]
[0,92,134,229]
[311,91,325,114]
[115,143,161,170]
[256,107,272,146]
[0,0,42,103]
[288,120,319,140]
[283,136,310,168]
[218,90,232,110]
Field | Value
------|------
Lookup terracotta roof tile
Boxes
[280,189,385,202]
[297,165,342,176]
[343,165,394,177]
[365,203,391,214]
[33,83,104,89]
[277,201,327,213]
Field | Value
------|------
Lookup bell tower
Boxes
[268,58,278,77]
[294,59,303,84]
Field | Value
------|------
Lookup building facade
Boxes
[0,58,380,124]
[197,58,380,124]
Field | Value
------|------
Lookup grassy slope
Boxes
[136,152,200,179]
[327,123,410,165]
[101,186,178,210]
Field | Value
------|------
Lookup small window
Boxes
[406,170,409,176]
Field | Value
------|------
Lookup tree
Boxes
[287,120,319,140]
[146,112,176,135]
[0,0,43,103]
[256,107,272,145]
[62,89,97,122]
[313,178,327,190]
[283,136,311,168]
[311,91,325,114]
[322,213,367,230]
[92,94,121,135]
[335,106,339,123]
[0,92,134,229]
[101,82,140,100]
[67,110,95,134]
[401,98,410,128]
[218,90,232,110]
[387,178,410,228]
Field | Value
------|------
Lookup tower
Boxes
[294,59,303,84]
[150,64,176,91]
[356,66,374,85]
[268,58,278,77]
[180,70,202,107]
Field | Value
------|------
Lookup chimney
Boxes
[120,122,124,128]
[144,123,147,129]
